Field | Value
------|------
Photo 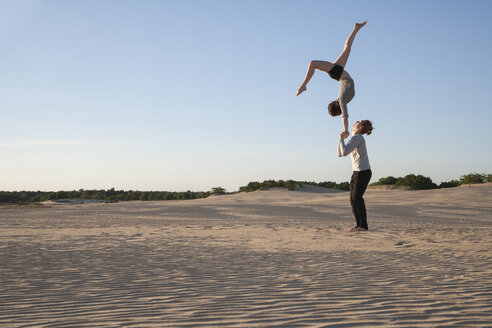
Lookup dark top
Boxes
[328,64,344,81]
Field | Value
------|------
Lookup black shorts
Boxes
[328,64,344,81]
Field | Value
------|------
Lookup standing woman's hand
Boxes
[340,131,350,139]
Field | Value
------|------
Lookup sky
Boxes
[1,0,491,192]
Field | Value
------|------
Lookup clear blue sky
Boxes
[1,0,491,192]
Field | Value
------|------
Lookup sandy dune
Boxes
[1,184,491,327]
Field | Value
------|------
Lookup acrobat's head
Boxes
[328,100,341,116]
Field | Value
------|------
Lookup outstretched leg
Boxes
[296,60,335,96]
[334,21,367,68]
[296,21,366,96]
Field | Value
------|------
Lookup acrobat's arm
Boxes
[339,102,349,133]
[342,116,349,133]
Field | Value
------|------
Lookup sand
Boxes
[1,184,491,327]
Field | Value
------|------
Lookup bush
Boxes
[106,195,119,203]
[371,176,398,185]
[285,180,296,190]
[315,181,347,190]
[333,182,350,191]
[0,192,17,203]
[239,181,261,192]
[395,174,438,190]
[460,173,487,184]
[439,180,460,188]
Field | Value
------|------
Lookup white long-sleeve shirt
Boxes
[338,134,371,171]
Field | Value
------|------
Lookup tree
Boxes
[460,173,486,185]
[211,187,226,195]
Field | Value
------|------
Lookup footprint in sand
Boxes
[395,241,415,248]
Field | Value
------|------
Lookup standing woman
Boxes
[338,120,373,231]
[297,21,367,133]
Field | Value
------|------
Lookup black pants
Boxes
[350,169,372,230]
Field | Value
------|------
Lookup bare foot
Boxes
[296,85,306,96]
[355,20,367,30]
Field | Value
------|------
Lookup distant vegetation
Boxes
[371,174,437,190]
[371,173,491,190]
[238,179,349,192]
[460,173,491,184]
[0,189,210,204]
[239,180,301,192]
[1,173,489,204]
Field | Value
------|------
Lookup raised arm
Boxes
[342,116,349,133]
[338,134,362,157]
[339,102,349,133]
